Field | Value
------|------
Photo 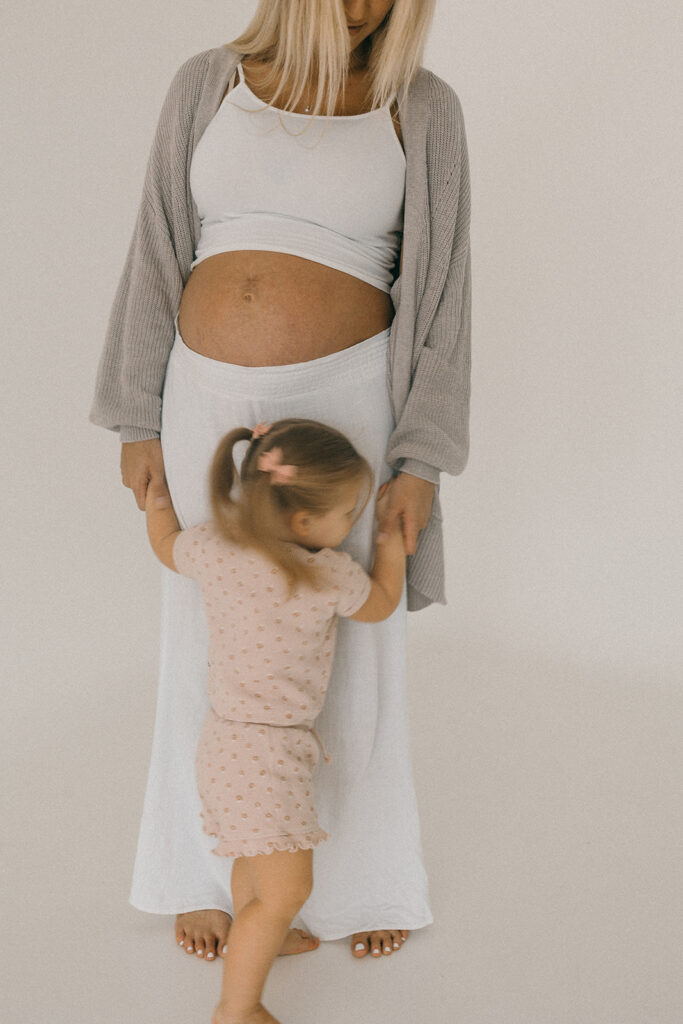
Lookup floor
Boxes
[6,630,682,1023]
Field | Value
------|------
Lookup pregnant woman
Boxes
[89,0,471,963]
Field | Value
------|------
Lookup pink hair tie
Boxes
[251,422,272,440]
[257,447,297,485]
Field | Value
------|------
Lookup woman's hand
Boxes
[375,473,436,556]
[120,438,171,511]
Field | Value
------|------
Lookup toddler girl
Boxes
[144,417,406,1024]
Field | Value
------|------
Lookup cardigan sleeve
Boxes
[398,458,441,484]
[88,62,193,444]
[387,92,472,479]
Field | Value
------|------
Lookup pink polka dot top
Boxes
[173,521,372,728]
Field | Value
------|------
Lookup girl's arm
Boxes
[348,522,405,623]
[348,484,406,623]
[144,483,182,572]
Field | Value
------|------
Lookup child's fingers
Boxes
[376,510,399,543]
[146,478,172,510]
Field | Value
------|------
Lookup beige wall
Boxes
[3,1,682,1021]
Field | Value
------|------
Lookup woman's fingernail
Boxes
[222,945,228,954]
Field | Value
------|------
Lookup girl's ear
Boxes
[289,508,313,536]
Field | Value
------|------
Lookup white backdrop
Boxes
[3,2,682,1022]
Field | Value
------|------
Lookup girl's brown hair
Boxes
[209,418,373,599]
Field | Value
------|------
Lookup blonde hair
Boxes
[209,418,374,599]
[225,0,436,118]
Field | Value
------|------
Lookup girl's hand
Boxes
[375,481,393,525]
[376,473,436,556]
[120,438,171,511]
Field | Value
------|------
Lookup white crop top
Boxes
[189,62,406,292]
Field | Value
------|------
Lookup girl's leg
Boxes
[230,855,255,918]
[215,850,313,1022]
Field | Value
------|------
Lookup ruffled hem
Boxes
[206,826,330,858]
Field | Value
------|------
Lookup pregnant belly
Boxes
[176,251,396,366]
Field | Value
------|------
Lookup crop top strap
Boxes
[220,65,239,103]
[236,60,245,86]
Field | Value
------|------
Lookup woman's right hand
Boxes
[120,438,170,511]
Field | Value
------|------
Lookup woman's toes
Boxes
[352,929,409,958]
[195,932,217,960]
[175,910,232,961]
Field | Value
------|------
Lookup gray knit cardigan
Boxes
[89,44,472,612]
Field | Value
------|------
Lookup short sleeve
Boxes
[172,522,212,579]
[331,550,373,618]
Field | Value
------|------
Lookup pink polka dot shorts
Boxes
[195,705,330,858]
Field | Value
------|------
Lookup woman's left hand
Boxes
[376,473,437,556]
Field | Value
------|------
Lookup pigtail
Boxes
[209,426,253,538]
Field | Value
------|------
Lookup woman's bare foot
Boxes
[351,929,410,957]
[175,910,319,961]
[212,1000,279,1024]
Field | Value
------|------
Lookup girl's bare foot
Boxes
[175,910,319,961]
[212,1000,279,1024]
[278,926,320,955]
[351,929,410,957]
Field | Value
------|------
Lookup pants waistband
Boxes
[171,313,390,399]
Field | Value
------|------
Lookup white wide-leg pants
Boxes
[129,322,434,941]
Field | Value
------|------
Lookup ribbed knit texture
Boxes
[89,45,472,610]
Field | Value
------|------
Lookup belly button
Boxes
[242,274,259,302]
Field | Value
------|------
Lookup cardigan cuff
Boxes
[399,458,440,485]
[119,425,162,444]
